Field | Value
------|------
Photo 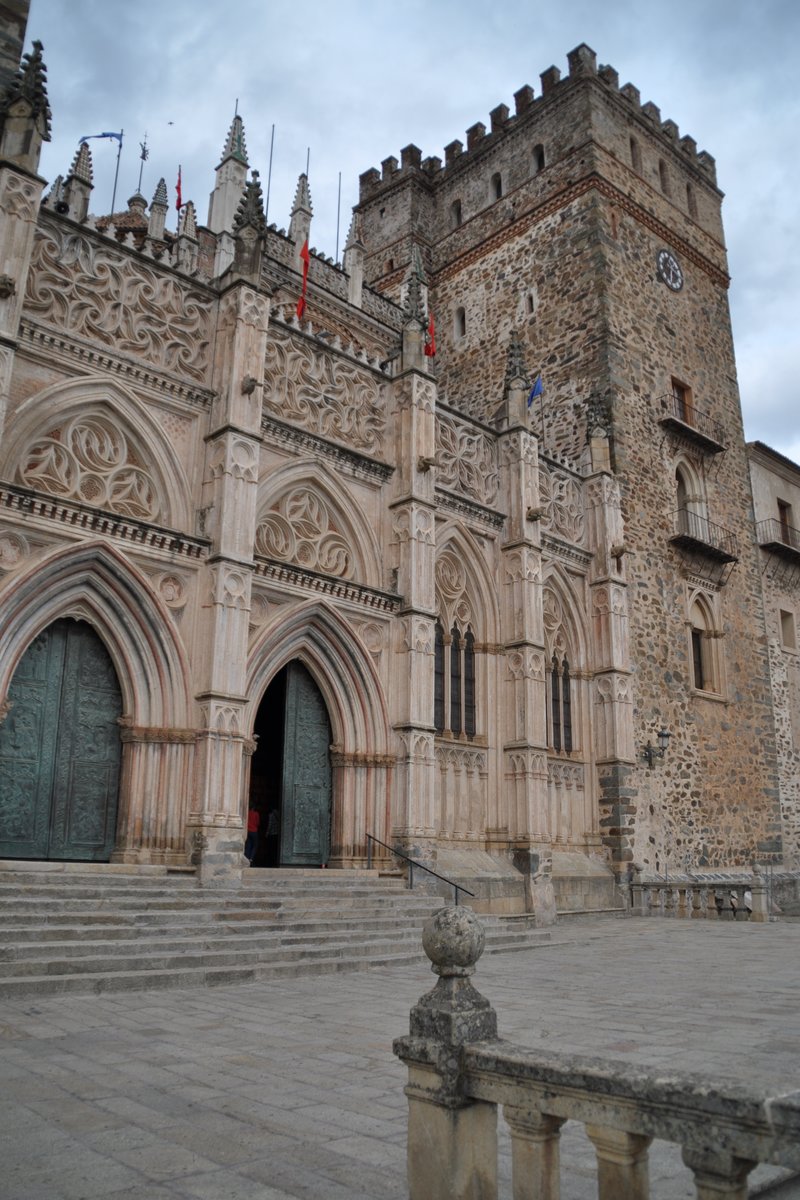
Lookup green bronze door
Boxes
[0,619,122,861]
[279,662,332,866]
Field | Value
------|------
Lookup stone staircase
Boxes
[0,864,551,998]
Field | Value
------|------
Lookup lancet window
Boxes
[434,620,476,738]
[543,583,578,755]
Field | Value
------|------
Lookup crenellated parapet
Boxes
[358,42,717,204]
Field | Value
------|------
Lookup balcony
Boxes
[658,392,726,454]
[670,508,738,563]
[757,517,800,562]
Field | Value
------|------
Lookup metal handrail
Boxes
[366,833,475,905]
[658,391,725,447]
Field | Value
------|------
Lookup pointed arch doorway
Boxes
[250,661,333,867]
[0,618,123,861]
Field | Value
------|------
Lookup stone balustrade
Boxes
[629,869,769,922]
[394,905,799,1200]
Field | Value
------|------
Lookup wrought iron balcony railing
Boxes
[658,392,726,453]
[757,517,800,559]
[671,508,738,562]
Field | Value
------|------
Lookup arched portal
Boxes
[249,660,333,867]
[0,618,122,861]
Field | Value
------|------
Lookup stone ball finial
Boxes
[421,905,485,977]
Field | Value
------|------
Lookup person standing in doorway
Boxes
[245,803,260,866]
[265,806,279,866]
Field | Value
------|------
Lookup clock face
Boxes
[657,249,684,292]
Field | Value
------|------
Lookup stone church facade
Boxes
[0,8,794,911]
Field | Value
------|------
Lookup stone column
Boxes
[586,1126,652,1200]
[389,366,438,846]
[504,1105,565,1200]
[394,906,499,1200]
[682,1148,756,1200]
[190,281,269,883]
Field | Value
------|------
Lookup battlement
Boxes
[358,43,716,202]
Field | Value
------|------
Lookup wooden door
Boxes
[0,620,122,860]
[279,662,332,866]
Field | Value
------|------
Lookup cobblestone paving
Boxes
[1,917,798,1199]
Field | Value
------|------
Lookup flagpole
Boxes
[136,132,148,193]
[306,147,310,177]
[540,389,545,445]
[110,129,123,215]
[265,123,275,225]
[335,170,342,263]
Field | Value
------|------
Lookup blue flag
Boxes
[79,131,123,144]
[527,375,543,408]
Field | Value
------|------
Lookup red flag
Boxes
[424,310,436,357]
[296,239,310,319]
[175,165,182,213]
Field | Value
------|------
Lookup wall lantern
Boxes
[642,725,670,769]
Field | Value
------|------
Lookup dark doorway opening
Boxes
[249,661,332,868]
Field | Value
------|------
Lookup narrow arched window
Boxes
[455,307,466,338]
[491,172,502,200]
[550,652,561,753]
[450,625,462,735]
[533,144,545,173]
[629,136,641,172]
[464,629,476,738]
[686,182,697,218]
[562,657,572,753]
[659,159,670,196]
[434,620,445,734]
[451,198,462,228]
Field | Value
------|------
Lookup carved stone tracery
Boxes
[436,411,499,506]
[263,326,386,456]
[539,466,585,544]
[255,487,352,579]
[16,412,160,522]
[25,223,212,382]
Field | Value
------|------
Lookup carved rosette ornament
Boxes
[255,487,352,579]
[263,327,386,456]
[16,413,160,521]
[436,412,499,506]
[0,531,29,572]
[436,548,472,629]
[25,225,212,381]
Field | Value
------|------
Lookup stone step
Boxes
[0,931,550,998]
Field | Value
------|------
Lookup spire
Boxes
[176,200,199,273]
[344,213,364,309]
[207,109,250,234]
[233,170,266,234]
[61,140,94,222]
[288,173,313,274]
[147,177,168,241]
[402,247,428,328]
[0,39,51,170]
[68,140,93,185]
[495,333,532,428]
[218,113,248,169]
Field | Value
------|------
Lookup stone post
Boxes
[394,906,499,1200]
[586,1126,652,1200]
[504,1106,565,1200]
[682,1148,756,1200]
[750,868,769,923]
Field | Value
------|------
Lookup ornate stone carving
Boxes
[352,618,384,659]
[435,744,486,772]
[0,531,29,571]
[503,547,541,584]
[539,466,585,544]
[436,548,474,629]
[263,326,386,456]
[1,173,39,221]
[255,487,352,579]
[208,435,259,482]
[16,413,161,521]
[154,573,187,609]
[25,224,212,382]
[436,411,499,506]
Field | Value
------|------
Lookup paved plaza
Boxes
[1,915,799,1199]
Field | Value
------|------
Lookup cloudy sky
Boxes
[25,0,800,462]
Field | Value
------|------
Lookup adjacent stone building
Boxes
[0,6,794,912]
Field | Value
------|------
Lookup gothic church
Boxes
[0,2,796,915]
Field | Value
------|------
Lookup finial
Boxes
[68,140,93,185]
[150,177,168,209]
[504,333,530,390]
[344,212,363,251]
[220,112,248,167]
[178,199,197,239]
[421,906,486,978]
[233,170,266,234]
[1,39,52,140]
[291,172,313,218]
